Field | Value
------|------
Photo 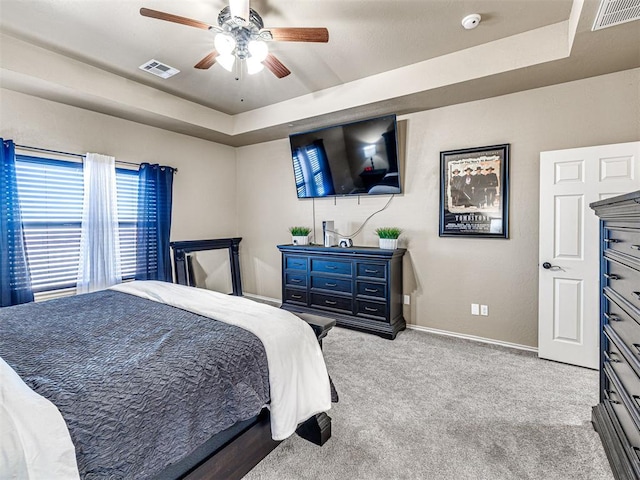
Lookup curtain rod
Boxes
[14,144,178,173]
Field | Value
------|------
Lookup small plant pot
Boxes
[379,238,398,250]
[292,235,309,246]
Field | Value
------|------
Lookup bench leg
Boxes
[296,412,332,446]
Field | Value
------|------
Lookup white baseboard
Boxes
[406,324,538,353]
[243,294,538,354]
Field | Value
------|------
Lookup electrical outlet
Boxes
[481,305,489,316]
[403,295,410,305]
[471,303,480,315]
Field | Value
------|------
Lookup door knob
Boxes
[542,262,562,270]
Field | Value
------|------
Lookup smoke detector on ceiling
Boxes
[592,0,640,30]
[461,14,482,30]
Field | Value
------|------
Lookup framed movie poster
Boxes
[439,144,510,238]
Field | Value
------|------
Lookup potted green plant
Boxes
[375,227,402,250]
[289,226,312,246]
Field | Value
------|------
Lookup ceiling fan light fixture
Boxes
[248,40,269,62]
[140,2,328,79]
[218,53,236,72]
[229,0,250,21]
[246,57,264,75]
[214,33,236,55]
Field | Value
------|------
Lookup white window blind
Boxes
[15,155,138,299]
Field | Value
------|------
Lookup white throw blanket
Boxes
[0,357,80,480]
[0,281,331,478]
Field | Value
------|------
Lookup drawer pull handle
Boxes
[365,269,378,273]
[631,245,640,251]
[604,390,620,404]
[290,278,301,283]
[291,294,302,299]
[326,266,337,270]
[364,288,378,293]
[364,306,379,312]
[604,351,620,363]
[325,283,337,287]
[604,312,621,322]
[604,238,619,244]
[325,300,337,305]
[603,273,619,280]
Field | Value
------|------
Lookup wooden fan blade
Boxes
[263,54,291,78]
[140,8,213,30]
[266,27,329,43]
[195,51,218,69]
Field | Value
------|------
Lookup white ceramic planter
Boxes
[378,238,398,250]
[292,235,309,246]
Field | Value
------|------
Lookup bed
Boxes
[0,280,334,479]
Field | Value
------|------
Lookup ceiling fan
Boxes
[140,0,329,78]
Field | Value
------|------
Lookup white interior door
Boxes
[538,142,640,369]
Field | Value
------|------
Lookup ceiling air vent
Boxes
[139,59,180,79]
[593,0,640,30]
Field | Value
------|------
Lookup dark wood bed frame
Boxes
[167,239,333,480]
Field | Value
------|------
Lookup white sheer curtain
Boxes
[76,153,122,294]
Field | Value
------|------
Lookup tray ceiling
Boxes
[1,0,639,146]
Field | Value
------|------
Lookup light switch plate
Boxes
[471,303,480,315]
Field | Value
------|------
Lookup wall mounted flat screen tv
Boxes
[288,114,400,198]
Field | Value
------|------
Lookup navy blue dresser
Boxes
[277,244,406,339]
[591,191,640,480]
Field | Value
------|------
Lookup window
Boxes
[15,156,138,299]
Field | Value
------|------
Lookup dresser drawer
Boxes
[604,367,640,451]
[605,226,640,261]
[311,259,352,276]
[286,256,308,271]
[356,281,386,299]
[357,262,386,279]
[310,293,352,313]
[606,259,640,312]
[604,292,640,377]
[605,327,640,408]
[311,276,352,293]
[284,288,307,305]
[285,272,307,287]
[356,300,387,321]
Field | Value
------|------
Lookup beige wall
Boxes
[0,89,237,242]
[2,69,639,348]
[236,68,640,348]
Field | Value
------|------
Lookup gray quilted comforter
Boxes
[0,290,270,479]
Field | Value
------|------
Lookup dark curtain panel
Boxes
[0,139,34,306]
[135,163,174,282]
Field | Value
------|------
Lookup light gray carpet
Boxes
[244,327,613,480]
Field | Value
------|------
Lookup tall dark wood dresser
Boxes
[591,190,640,480]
